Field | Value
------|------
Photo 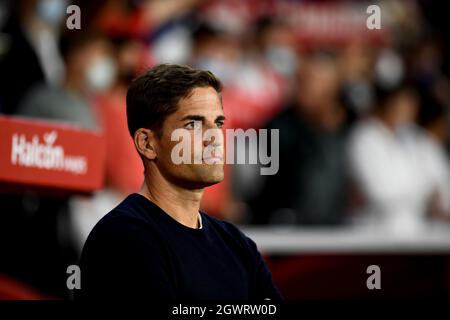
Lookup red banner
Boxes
[0,116,105,193]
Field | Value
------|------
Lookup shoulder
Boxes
[82,194,162,251]
[349,118,379,141]
[202,213,242,235]
[348,118,388,153]
[265,107,296,130]
[201,214,259,253]
[17,84,54,113]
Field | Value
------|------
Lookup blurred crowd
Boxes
[1,0,450,298]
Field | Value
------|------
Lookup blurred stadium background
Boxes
[1,0,450,299]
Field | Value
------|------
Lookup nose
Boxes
[203,128,223,148]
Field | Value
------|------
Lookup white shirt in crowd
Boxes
[347,117,450,235]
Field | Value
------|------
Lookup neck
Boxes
[64,75,85,94]
[426,124,447,144]
[375,110,396,132]
[139,165,204,229]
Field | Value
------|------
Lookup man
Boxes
[251,53,348,225]
[78,64,282,301]
[347,84,442,234]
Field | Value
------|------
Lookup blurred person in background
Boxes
[226,17,300,223]
[16,32,116,129]
[256,17,300,98]
[340,41,376,121]
[250,51,350,225]
[0,0,67,115]
[69,36,146,253]
[347,83,450,234]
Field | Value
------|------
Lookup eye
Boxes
[185,121,196,129]
[216,121,224,128]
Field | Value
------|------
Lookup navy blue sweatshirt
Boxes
[78,193,282,301]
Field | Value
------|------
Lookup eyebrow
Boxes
[180,115,226,122]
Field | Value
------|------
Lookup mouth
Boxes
[202,147,223,164]
[202,156,223,164]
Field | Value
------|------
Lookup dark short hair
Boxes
[374,83,417,110]
[126,64,223,138]
[59,31,108,63]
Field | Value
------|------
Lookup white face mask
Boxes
[265,45,298,76]
[196,57,236,84]
[37,0,68,26]
[85,58,117,92]
[375,49,404,89]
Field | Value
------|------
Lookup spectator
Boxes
[250,52,349,225]
[347,84,449,234]
[0,0,66,114]
[16,32,116,129]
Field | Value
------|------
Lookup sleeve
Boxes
[78,217,177,301]
[347,125,405,207]
[245,236,283,301]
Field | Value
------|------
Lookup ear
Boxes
[134,128,157,160]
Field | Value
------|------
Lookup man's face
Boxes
[297,59,340,113]
[389,91,418,127]
[154,86,225,189]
